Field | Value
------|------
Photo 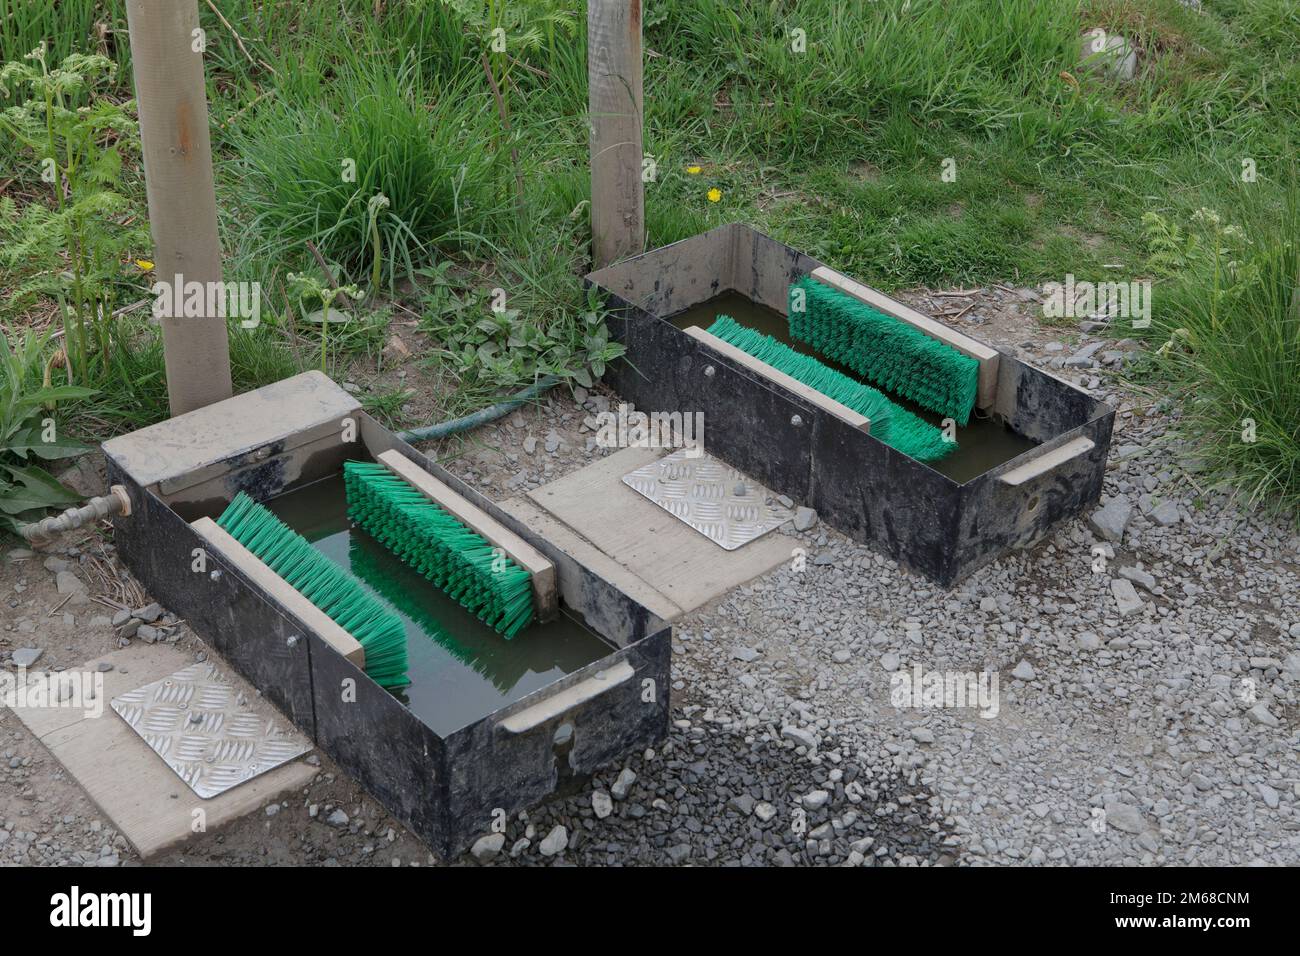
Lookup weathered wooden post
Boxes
[587,0,645,269]
[125,0,233,415]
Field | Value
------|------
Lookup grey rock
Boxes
[802,789,830,810]
[326,809,349,828]
[132,603,162,622]
[1064,341,1105,368]
[11,648,42,668]
[1247,703,1280,728]
[1118,565,1157,592]
[1079,29,1137,81]
[754,802,777,823]
[729,794,755,816]
[1076,632,1102,651]
[611,767,637,800]
[592,790,613,819]
[523,436,537,455]
[1104,802,1147,834]
[1089,497,1131,543]
[793,507,818,532]
[781,726,818,750]
[1111,578,1143,616]
[137,624,160,645]
[470,833,505,862]
[1257,783,1280,809]
[55,571,87,596]
[1011,660,1036,681]
[1150,501,1180,526]
[538,825,568,857]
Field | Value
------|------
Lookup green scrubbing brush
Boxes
[216,492,409,689]
[706,315,955,462]
[789,275,980,425]
[346,534,524,693]
[344,460,535,639]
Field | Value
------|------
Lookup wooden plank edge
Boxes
[684,326,871,434]
[377,450,558,621]
[190,517,366,668]
[998,437,1096,487]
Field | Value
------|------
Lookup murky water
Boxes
[266,474,612,736]
[668,291,1037,482]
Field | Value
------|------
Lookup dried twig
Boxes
[305,241,340,289]
[203,0,278,76]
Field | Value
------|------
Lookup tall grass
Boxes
[230,53,499,287]
[1139,182,1300,517]
[0,0,120,65]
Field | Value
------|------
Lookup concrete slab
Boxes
[527,447,795,615]
[8,643,316,859]
[101,370,358,490]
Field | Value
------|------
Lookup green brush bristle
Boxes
[789,276,980,426]
[347,537,524,693]
[344,461,534,639]
[216,492,409,689]
[706,315,955,462]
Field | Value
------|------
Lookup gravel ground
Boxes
[3,284,1297,866]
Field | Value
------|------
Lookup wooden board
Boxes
[684,326,871,433]
[378,450,557,620]
[191,517,365,669]
[811,266,1000,410]
[998,436,1096,487]
[498,496,684,626]
[527,447,795,615]
[10,643,317,859]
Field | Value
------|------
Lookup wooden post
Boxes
[126,0,232,416]
[587,0,644,269]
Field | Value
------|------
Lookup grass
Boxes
[230,52,500,290]
[1130,183,1300,517]
[1,0,1297,512]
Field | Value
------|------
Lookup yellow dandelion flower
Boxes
[135,259,155,271]
[707,188,722,203]
[686,165,702,175]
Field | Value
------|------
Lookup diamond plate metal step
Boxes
[111,662,311,799]
[621,449,793,550]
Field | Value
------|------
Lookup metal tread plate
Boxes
[111,662,311,799]
[621,449,793,550]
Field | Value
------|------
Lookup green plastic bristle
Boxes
[343,461,535,639]
[216,493,409,689]
[706,315,955,462]
[789,276,980,426]
[347,537,525,694]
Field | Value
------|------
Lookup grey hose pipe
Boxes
[397,376,560,444]
[18,485,132,547]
